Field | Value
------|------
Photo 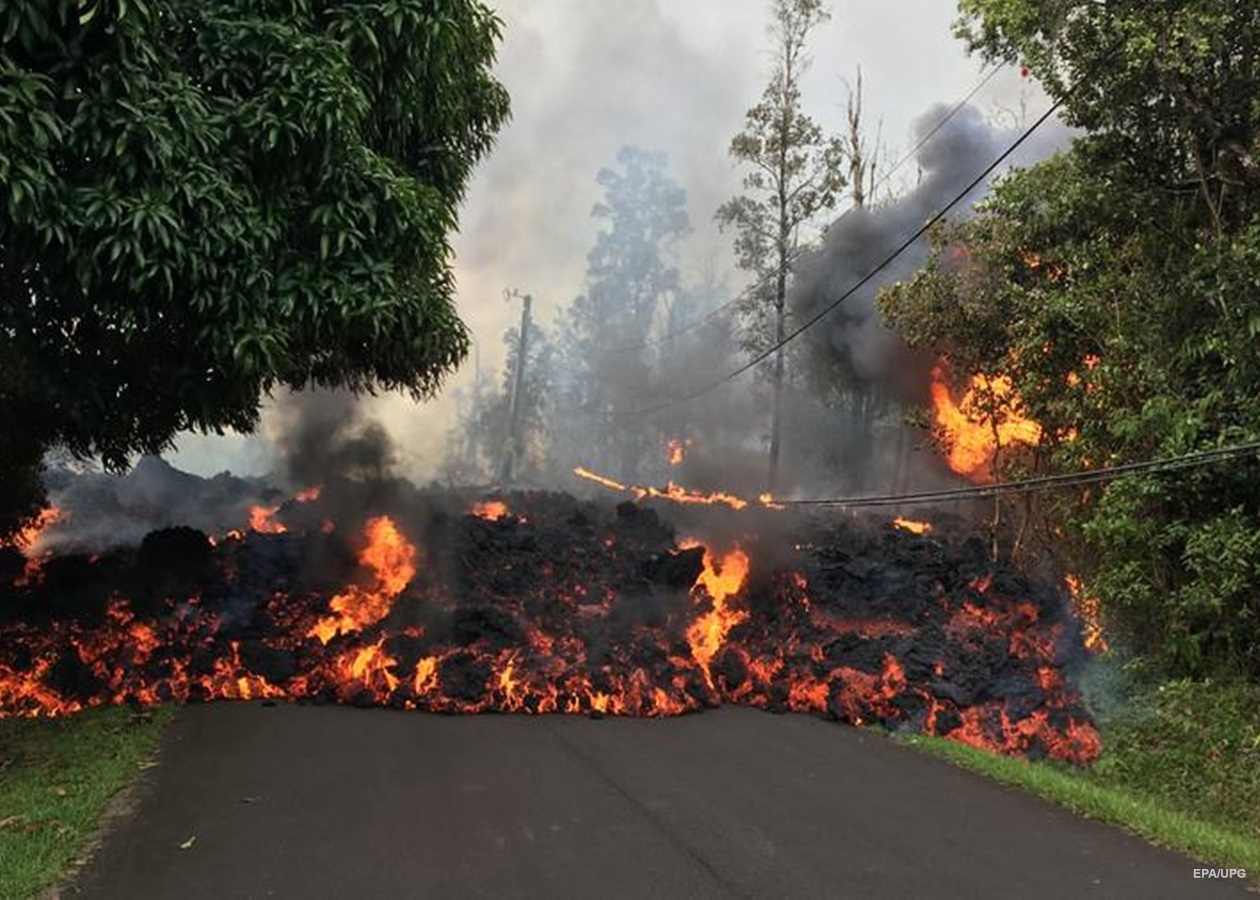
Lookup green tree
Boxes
[445,320,553,484]
[0,0,510,537]
[881,2,1260,677]
[558,146,689,479]
[717,0,846,491]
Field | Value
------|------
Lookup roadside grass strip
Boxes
[900,731,1260,878]
[0,706,172,900]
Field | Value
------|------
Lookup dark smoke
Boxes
[791,104,1071,394]
[272,389,398,489]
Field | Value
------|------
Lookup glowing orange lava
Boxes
[682,541,751,680]
[893,517,932,535]
[249,504,287,534]
[573,467,783,512]
[308,517,417,645]
[471,500,510,521]
[5,506,64,555]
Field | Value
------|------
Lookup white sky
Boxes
[169,0,1044,479]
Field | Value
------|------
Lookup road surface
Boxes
[69,703,1254,899]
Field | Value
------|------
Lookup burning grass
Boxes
[0,705,172,899]
[0,491,1101,764]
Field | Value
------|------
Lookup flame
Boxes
[1065,574,1108,653]
[893,517,932,535]
[248,504,287,534]
[929,365,1042,483]
[308,517,417,645]
[573,467,628,492]
[573,467,783,512]
[0,504,1102,765]
[5,506,64,555]
[682,542,751,679]
[666,438,691,466]
[296,485,322,502]
[471,500,510,521]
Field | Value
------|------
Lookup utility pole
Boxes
[499,289,533,483]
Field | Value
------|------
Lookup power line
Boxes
[601,63,1006,358]
[772,441,1260,509]
[633,74,1063,419]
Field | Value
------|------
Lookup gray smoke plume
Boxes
[791,104,1072,395]
[271,389,398,489]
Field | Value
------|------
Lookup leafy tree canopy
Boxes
[881,1,1260,677]
[0,0,510,534]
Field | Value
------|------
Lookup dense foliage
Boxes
[882,0,1260,677]
[0,0,509,536]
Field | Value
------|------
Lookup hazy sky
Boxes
[170,0,1046,479]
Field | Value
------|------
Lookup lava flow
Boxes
[0,492,1101,764]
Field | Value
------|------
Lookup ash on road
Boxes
[71,704,1251,900]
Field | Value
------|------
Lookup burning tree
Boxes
[0,0,510,539]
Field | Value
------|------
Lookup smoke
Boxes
[269,389,397,489]
[155,2,1066,499]
[790,103,1073,393]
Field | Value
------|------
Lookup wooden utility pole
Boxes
[499,290,533,482]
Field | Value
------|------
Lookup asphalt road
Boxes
[69,703,1254,900]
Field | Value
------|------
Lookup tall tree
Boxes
[842,66,882,210]
[0,0,510,537]
[717,0,846,490]
[558,147,689,479]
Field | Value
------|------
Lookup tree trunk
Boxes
[768,285,787,492]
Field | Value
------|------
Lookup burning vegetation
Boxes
[929,364,1042,483]
[0,486,1101,765]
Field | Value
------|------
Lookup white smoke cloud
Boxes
[167,0,1055,482]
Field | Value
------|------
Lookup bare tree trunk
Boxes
[500,294,532,483]
[768,294,787,491]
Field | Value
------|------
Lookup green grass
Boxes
[898,668,1260,876]
[0,706,172,900]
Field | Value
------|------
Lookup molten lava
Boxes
[573,467,784,512]
[930,365,1042,483]
[682,542,751,682]
[308,516,417,645]
[471,500,511,521]
[249,504,287,534]
[0,494,1102,765]
[4,506,64,555]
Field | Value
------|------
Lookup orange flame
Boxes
[1064,574,1108,653]
[248,504,286,534]
[929,365,1041,483]
[6,506,64,555]
[893,517,932,535]
[308,517,417,644]
[295,485,322,502]
[573,467,784,513]
[666,438,691,466]
[682,542,751,679]
[471,500,510,521]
